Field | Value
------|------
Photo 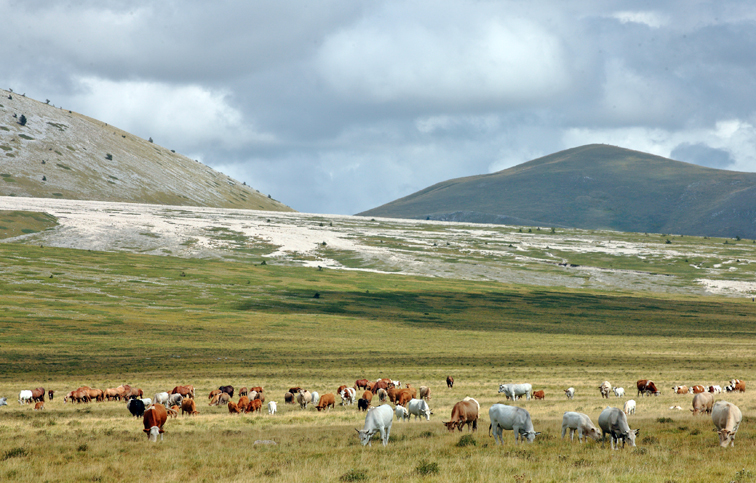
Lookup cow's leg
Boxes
[561,425,567,440]
[577,428,583,443]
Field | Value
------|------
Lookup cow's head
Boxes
[356,428,375,446]
[623,429,639,447]
[717,429,736,447]
[586,427,602,442]
[144,426,164,442]
[442,421,457,432]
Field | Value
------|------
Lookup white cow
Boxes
[598,407,639,450]
[613,387,625,398]
[18,390,33,404]
[357,404,394,446]
[267,401,277,415]
[395,405,409,421]
[0,397,7,406]
[407,399,432,421]
[712,401,742,447]
[141,398,152,407]
[599,381,612,399]
[497,383,532,400]
[167,393,183,407]
[297,390,311,409]
[154,392,170,406]
[340,387,356,406]
[561,412,602,443]
[564,387,575,399]
[489,404,540,445]
[310,391,320,405]
[710,385,722,394]
[623,399,636,415]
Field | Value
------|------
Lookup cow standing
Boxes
[356,405,394,446]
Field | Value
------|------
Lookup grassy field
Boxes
[2,242,756,482]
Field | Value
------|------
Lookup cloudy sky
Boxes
[3,1,756,214]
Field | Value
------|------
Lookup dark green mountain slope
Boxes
[358,144,756,238]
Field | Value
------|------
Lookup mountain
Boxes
[358,144,756,238]
[0,89,293,211]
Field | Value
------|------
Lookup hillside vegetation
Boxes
[0,89,292,211]
[359,144,756,239]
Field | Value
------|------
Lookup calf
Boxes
[34,401,45,411]
[419,386,431,401]
[267,401,277,415]
[166,407,178,418]
[690,392,714,416]
[598,407,639,450]
[316,393,336,412]
[181,398,199,416]
[143,404,168,442]
[443,399,478,432]
[357,398,370,411]
[446,376,454,388]
[356,405,394,446]
[623,399,636,415]
[0,397,7,406]
[564,387,575,399]
[613,387,625,398]
[561,412,601,443]
[395,405,409,421]
[48,390,55,401]
[533,390,545,400]
[712,401,742,447]
[297,390,312,409]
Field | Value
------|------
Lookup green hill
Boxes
[0,89,293,211]
[358,144,756,238]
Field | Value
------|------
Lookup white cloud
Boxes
[610,11,668,28]
[66,77,275,150]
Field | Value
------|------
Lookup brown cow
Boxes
[208,389,221,400]
[288,387,302,395]
[690,385,706,394]
[238,387,248,397]
[245,399,262,413]
[337,385,347,397]
[237,396,250,410]
[419,386,431,401]
[636,380,658,397]
[387,386,400,403]
[316,393,336,411]
[48,390,55,401]
[362,390,374,403]
[734,380,746,393]
[370,380,389,393]
[533,390,545,400]
[34,401,45,410]
[672,385,688,395]
[181,398,199,416]
[250,386,264,394]
[443,399,478,432]
[103,388,120,401]
[355,379,369,390]
[172,385,195,398]
[396,389,413,407]
[143,404,168,442]
[209,393,230,406]
[85,388,104,402]
[284,392,295,404]
[31,387,45,403]
[446,376,454,388]
[166,407,178,418]
[228,401,241,414]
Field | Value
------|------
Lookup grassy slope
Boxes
[0,89,293,211]
[2,244,756,481]
[359,144,756,239]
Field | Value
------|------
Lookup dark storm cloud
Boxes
[3,1,756,213]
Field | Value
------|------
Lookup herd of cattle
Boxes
[2,377,746,449]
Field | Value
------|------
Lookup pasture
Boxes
[2,241,756,482]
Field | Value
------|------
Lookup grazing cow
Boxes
[245,399,262,413]
[376,388,388,403]
[673,385,688,395]
[127,399,146,418]
[103,388,120,401]
[533,390,545,400]
[167,394,183,407]
[31,387,45,403]
[419,386,431,401]
[181,398,199,416]
[171,385,195,398]
[636,380,658,397]
[0,397,7,406]
[396,389,413,407]
[623,399,636,415]
[337,385,347,397]
[462,397,480,412]
[395,405,409,421]
[446,376,454,388]
[208,389,221,400]
[250,386,264,394]
[237,396,250,411]
[709,385,722,394]
[358,399,369,411]
[598,407,639,450]
[311,391,320,406]
[297,390,312,409]
[613,387,625,398]
[690,385,706,394]
[355,379,369,390]
[143,404,168,442]
[18,390,33,404]
[340,387,356,406]
[248,391,258,402]
[141,398,152,407]
[288,387,302,395]
[154,392,170,406]
[219,386,234,399]
[443,399,479,432]
[407,399,432,421]
[356,404,394,447]
[561,412,601,443]
[691,392,714,416]
[48,390,54,401]
[166,407,178,418]
[733,380,746,393]
[239,387,248,397]
[564,387,575,399]
[316,393,336,412]
[362,390,374,404]
[489,404,539,445]
[228,401,241,414]
[268,401,277,415]
[712,401,742,447]
[284,392,295,404]
[599,381,612,399]
[498,383,532,401]
[34,401,45,411]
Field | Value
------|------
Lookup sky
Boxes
[3,1,756,214]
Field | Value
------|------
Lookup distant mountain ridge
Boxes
[359,144,756,238]
[0,89,293,211]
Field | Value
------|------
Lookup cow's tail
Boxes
[488,423,492,437]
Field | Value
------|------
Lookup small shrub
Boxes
[2,447,28,460]
[77,443,88,452]
[633,447,648,455]
[657,417,673,423]
[415,460,439,476]
[148,137,153,143]
[690,428,700,435]
[642,435,658,444]
[261,468,281,477]
[18,114,27,126]
[457,434,476,447]
[665,239,671,244]
[573,458,592,467]
[340,469,368,482]
[419,430,434,438]
[105,153,112,160]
